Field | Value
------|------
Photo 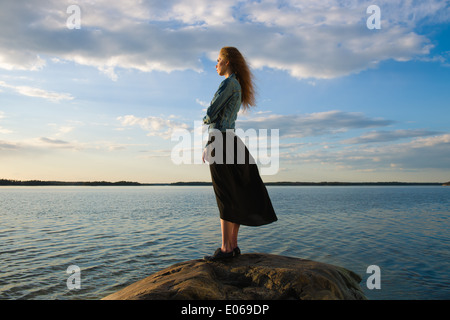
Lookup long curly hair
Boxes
[220,47,256,110]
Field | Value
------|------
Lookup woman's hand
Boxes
[202,147,208,163]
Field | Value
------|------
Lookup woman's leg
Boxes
[221,219,240,253]
[204,220,240,260]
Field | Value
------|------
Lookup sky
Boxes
[0,0,449,183]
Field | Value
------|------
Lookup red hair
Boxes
[220,47,256,110]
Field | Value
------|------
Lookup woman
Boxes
[202,47,277,261]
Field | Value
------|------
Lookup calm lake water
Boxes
[0,185,449,300]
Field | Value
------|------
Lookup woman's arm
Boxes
[203,78,232,125]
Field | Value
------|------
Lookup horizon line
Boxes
[0,179,448,186]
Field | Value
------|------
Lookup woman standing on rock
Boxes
[202,47,277,261]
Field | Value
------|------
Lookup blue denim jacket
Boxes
[203,73,242,133]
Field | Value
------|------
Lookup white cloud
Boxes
[0,138,70,157]
[237,109,450,173]
[0,135,124,157]
[170,0,236,26]
[195,98,209,108]
[117,115,190,139]
[0,140,19,151]
[0,81,74,102]
[57,126,75,135]
[342,129,440,144]
[281,133,450,172]
[0,50,46,71]
[0,128,12,134]
[39,137,71,146]
[370,134,450,170]
[0,0,445,79]
[238,110,394,138]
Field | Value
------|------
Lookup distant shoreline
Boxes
[1,179,448,187]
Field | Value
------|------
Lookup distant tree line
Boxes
[0,179,146,186]
[0,179,445,186]
[263,181,443,186]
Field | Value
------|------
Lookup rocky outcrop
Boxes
[102,253,366,300]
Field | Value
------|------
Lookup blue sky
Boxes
[0,0,449,183]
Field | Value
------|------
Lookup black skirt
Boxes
[207,131,278,226]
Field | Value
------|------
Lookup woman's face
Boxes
[216,54,230,77]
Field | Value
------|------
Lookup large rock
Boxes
[102,253,366,300]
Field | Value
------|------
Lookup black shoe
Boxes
[234,247,241,256]
[204,248,235,261]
